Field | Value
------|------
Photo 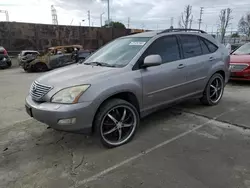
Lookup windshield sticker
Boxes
[129,42,146,46]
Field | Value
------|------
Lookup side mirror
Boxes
[143,55,162,68]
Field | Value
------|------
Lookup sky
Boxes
[0,0,250,33]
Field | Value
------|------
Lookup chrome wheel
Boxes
[209,77,223,103]
[100,105,137,146]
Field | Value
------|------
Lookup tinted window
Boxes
[145,36,180,63]
[203,39,218,53]
[79,52,90,58]
[65,47,74,53]
[180,35,202,58]
[199,38,210,54]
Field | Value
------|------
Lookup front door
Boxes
[140,35,189,110]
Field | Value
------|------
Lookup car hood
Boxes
[36,64,118,87]
[230,55,250,64]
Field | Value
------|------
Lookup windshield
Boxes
[233,43,250,55]
[84,37,150,67]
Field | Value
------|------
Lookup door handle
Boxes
[209,57,215,61]
[177,64,185,69]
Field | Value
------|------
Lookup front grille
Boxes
[230,64,249,72]
[30,81,52,101]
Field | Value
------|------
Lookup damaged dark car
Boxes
[0,46,12,69]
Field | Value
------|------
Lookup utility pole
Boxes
[189,15,193,29]
[107,0,110,26]
[0,10,9,21]
[127,17,130,28]
[88,10,90,27]
[171,17,174,28]
[198,7,204,30]
[51,5,58,25]
[100,12,104,27]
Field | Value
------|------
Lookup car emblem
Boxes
[32,85,37,92]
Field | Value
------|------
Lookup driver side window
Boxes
[136,35,181,69]
[145,35,181,63]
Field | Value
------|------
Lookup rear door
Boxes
[62,47,75,65]
[140,35,189,110]
[178,34,210,94]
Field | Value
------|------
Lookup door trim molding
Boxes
[147,76,206,96]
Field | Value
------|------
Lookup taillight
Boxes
[3,49,7,55]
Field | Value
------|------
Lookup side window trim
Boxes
[176,35,184,59]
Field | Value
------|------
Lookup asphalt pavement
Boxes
[0,67,250,188]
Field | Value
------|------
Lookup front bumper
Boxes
[20,61,32,70]
[230,69,250,81]
[0,59,11,68]
[25,95,95,132]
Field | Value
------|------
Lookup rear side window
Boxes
[203,39,218,53]
[179,35,202,58]
[145,35,181,63]
[199,38,210,55]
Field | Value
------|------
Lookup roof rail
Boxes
[158,28,207,34]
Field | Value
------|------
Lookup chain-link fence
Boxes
[208,30,250,45]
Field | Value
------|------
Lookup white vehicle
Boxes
[18,50,40,64]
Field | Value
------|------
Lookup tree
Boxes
[219,8,233,43]
[231,32,240,38]
[103,21,126,29]
[238,13,250,37]
[179,5,193,29]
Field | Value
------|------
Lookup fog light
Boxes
[58,118,76,125]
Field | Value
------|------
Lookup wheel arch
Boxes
[91,91,140,133]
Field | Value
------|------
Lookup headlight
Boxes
[2,58,6,61]
[51,85,90,104]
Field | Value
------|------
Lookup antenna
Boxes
[51,5,58,25]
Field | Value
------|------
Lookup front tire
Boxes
[94,99,139,148]
[34,63,48,72]
[200,73,224,106]
[7,60,12,68]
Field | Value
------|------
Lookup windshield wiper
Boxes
[84,61,116,67]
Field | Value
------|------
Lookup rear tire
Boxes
[200,73,224,106]
[94,99,139,148]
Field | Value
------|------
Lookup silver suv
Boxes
[25,29,230,148]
